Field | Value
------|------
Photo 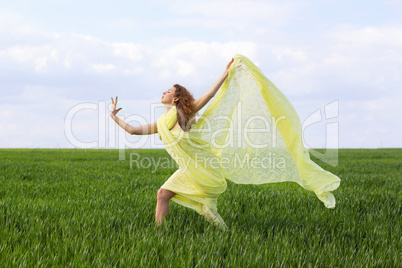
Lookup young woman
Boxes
[110,55,341,230]
[110,58,235,229]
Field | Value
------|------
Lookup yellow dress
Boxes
[157,54,341,229]
[157,107,228,228]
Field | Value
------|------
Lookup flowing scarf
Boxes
[157,54,341,228]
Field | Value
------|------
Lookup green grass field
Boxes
[0,148,400,266]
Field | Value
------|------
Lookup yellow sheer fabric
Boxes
[157,54,341,229]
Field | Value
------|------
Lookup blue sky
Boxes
[0,0,401,149]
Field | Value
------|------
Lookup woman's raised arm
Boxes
[109,96,158,135]
[192,58,234,115]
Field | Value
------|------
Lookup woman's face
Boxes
[161,86,178,104]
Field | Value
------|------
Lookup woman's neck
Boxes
[164,104,176,113]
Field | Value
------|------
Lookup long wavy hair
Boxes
[173,84,196,131]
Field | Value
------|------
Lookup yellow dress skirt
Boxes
[156,54,341,230]
[157,119,228,229]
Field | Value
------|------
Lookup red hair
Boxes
[173,84,196,131]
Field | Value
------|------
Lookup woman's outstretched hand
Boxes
[225,58,234,73]
[110,96,122,117]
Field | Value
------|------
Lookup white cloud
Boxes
[112,43,143,61]
[172,0,302,26]
[92,63,116,73]
[272,47,309,62]
[0,13,260,148]
[0,2,401,148]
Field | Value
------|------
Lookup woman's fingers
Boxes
[113,107,122,115]
[110,96,118,105]
[226,58,234,71]
[109,96,122,114]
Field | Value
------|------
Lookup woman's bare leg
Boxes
[155,188,176,228]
